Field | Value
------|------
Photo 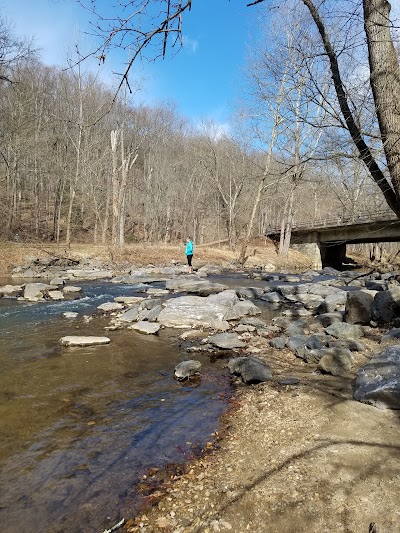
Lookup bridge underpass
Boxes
[265,210,400,269]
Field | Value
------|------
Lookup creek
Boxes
[0,278,235,533]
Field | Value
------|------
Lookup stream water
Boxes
[0,279,234,533]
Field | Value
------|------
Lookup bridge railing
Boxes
[265,208,398,234]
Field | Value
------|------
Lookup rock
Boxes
[382,328,400,341]
[63,312,78,319]
[129,321,160,334]
[66,269,114,279]
[232,300,261,317]
[63,286,82,294]
[165,278,229,295]
[372,286,400,323]
[23,282,53,301]
[228,356,272,384]
[157,290,260,328]
[236,287,264,299]
[354,345,400,409]
[146,288,169,296]
[141,298,162,310]
[261,291,283,303]
[239,317,268,328]
[328,339,366,352]
[207,333,246,349]
[0,284,23,297]
[50,277,65,286]
[315,312,343,327]
[325,322,364,339]
[345,289,376,324]
[233,324,256,333]
[269,337,286,349]
[174,360,202,380]
[317,348,353,376]
[364,280,388,291]
[287,335,325,355]
[264,263,276,271]
[114,296,145,304]
[60,336,111,346]
[118,305,140,322]
[97,302,125,312]
[48,290,64,300]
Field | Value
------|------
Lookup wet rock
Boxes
[345,289,376,324]
[129,321,160,335]
[207,333,246,349]
[63,312,79,319]
[97,302,124,312]
[325,322,364,339]
[174,360,202,380]
[60,336,111,346]
[317,348,353,376]
[354,345,400,409]
[63,286,82,294]
[228,356,272,384]
[48,290,64,300]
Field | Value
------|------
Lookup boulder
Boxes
[129,321,160,335]
[315,312,343,327]
[207,333,246,349]
[157,290,261,328]
[236,287,264,299]
[317,348,353,376]
[372,286,400,323]
[60,336,110,346]
[174,360,202,380]
[50,277,65,286]
[261,291,283,303]
[0,284,23,297]
[345,289,376,324]
[23,282,53,301]
[353,345,400,409]
[325,322,364,339]
[228,356,272,384]
[165,278,229,295]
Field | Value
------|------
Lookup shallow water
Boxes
[0,280,231,532]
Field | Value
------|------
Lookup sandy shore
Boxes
[124,341,400,533]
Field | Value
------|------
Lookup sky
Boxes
[0,0,258,130]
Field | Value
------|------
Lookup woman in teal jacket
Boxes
[185,237,194,273]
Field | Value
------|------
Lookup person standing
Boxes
[185,237,194,274]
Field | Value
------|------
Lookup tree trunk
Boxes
[363,0,400,205]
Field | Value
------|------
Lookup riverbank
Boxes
[124,335,400,533]
[0,240,312,277]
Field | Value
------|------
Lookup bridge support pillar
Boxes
[293,243,322,270]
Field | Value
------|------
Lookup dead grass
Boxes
[0,239,312,277]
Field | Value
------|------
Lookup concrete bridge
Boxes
[265,209,400,269]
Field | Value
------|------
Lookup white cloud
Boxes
[182,35,199,54]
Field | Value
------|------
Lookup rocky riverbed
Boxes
[3,258,400,532]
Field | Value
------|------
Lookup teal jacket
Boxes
[185,240,194,256]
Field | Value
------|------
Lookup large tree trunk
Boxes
[363,0,400,205]
[302,0,400,217]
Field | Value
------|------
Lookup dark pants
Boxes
[186,254,193,267]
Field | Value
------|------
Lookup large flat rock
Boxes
[59,336,111,347]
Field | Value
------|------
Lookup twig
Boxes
[102,517,125,533]
[344,269,375,285]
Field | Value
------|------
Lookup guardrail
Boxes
[265,208,399,234]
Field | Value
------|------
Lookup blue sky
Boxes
[0,0,258,129]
